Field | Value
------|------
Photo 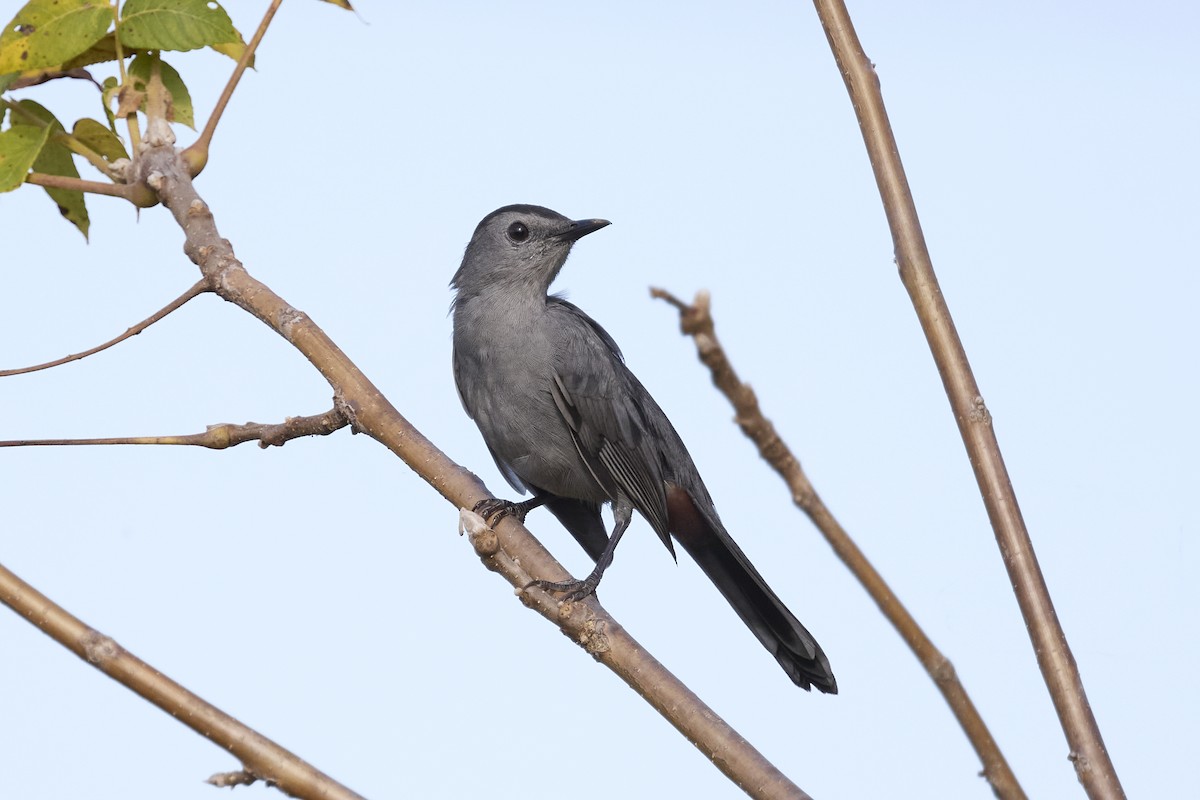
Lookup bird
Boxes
[451,204,836,693]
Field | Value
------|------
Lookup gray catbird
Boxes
[452,204,836,693]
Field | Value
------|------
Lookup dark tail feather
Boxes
[666,484,837,693]
[543,496,610,563]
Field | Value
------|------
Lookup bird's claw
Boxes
[472,497,525,527]
[524,576,599,603]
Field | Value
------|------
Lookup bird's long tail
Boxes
[666,484,837,693]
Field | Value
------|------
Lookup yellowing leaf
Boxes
[8,34,142,90]
[73,118,128,163]
[210,38,253,67]
[0,0,112,75]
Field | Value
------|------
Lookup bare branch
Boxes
[0,562,366,800]
[653,287,1026,800]
[810,2,1125,797]
[0,280,208,377]
[24,171,135,200]
[0,407,348,450]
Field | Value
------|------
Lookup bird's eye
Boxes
[506,221,530,243]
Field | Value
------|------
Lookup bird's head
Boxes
[452,204,610,300]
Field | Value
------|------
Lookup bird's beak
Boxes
[553,218,611,243]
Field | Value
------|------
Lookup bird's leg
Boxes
[473,494,548,527]
[527,498,633,602]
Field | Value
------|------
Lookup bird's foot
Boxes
[472,497,530,527]
[524,575,600,603]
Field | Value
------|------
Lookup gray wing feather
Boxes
[597,438,670,539]
[547,300,674,553]
[549,372,619,500]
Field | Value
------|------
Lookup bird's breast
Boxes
[454,300,608,503]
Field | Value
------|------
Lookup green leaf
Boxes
[128,54,194,129]
[119,0,239,52]
[0,0,113,75]
[0,124,50,192]
[10,96,56,126]
[9,98,88,236]
[33,126,88,237]
[73,117,127,162]
[60,31,125,70]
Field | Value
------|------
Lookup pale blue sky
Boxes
[2,2,1196,798]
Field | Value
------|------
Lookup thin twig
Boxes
[109,4,141,156]
[24,172,134,199]
[0,280,208,377]
[0,562,366,800]
[0,407,348,450]
[810,2,1125,798]
[52,130,121,180]
[653,287,1027,800]
[183,0,283,175]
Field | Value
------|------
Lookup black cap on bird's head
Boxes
[452,205,610,298]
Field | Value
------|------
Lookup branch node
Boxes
[203,424,234,449]
[460,508,498,554]
[81,629,122,665]
[206,769,259,788]
[110,158,133,182]
[573,613,611,657]
[278,307,308,340]
[968,395,992,426]
[468,527,500,560]
[145,116,175,147]
[929,653,958,686]
[335,392,363,435]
